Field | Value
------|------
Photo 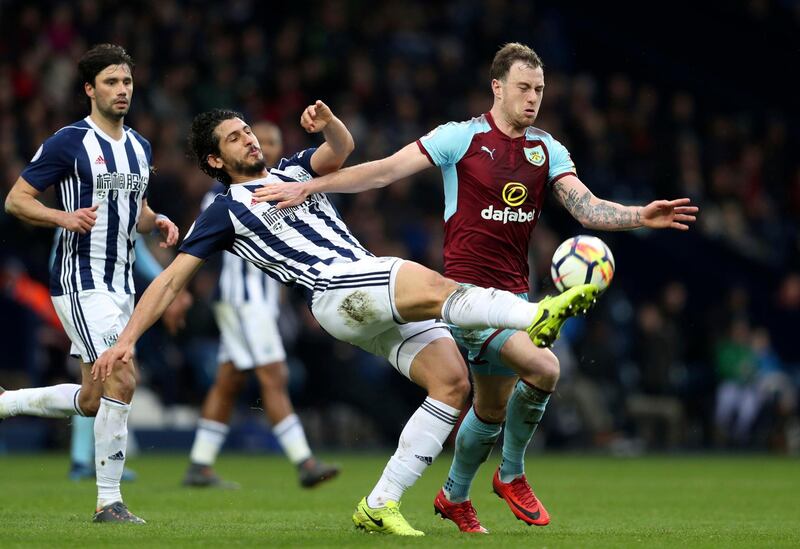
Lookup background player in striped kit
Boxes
[252,43,698,533]
[1,44,179,524]
[182,113,346,489]
[92,108,597,536]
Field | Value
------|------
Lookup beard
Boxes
[97,101,129,120]
[231,156,267,177]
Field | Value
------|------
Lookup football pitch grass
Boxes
[0,453,797,547]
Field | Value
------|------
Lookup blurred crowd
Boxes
[1,0,799,453]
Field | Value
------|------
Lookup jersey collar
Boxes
[84,116,127,144]
[485,111,528,142]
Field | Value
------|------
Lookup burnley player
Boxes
[253,43,698,532]
[92,107,598,536]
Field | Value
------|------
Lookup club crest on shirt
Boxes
[524,145,546,166]
[102,330,119,348]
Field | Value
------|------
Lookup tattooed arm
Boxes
[552,175,698,231]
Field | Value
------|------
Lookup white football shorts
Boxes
[311,256,453,379]
[213,301,286,369]
[51,289,134,364]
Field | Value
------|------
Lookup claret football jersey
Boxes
[417,112,576,293]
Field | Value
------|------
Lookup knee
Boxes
[520,351,560,389]
[540,353,560,385]
[473,402,508,424]
[256,363,289,392]
[429,369,470,409]
[78,394,100,417]
[218,370,247,395]
[421,273,459,313]
[112,362,138,399]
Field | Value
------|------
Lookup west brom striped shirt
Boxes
[21,116,152,296]
[180,148,372,300]
[203,182,279,313]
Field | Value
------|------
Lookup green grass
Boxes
[0,453,798,547]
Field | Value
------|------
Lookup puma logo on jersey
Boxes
[481,146,495,160]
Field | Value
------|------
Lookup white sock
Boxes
[95,396,130,508]
[441,286,537,330]
[273,413,312,465]
[0,384,82,418]
[189,418,229,466]
[367,397,459,508]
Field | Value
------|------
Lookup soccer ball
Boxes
[551,235,615,293]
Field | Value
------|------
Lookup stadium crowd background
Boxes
[0,0,798,455]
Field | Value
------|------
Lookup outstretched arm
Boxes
[92,252,204,381]
[303,100,355,175]
[552,175,698,231]
[253,141,431,208]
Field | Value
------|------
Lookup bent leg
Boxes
[393,261,538,329]
[497,333,558,481]
[0,383,84,418]
[443,374,516,502]
[367,337,469,508]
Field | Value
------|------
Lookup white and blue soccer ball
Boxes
[551,235,615,293]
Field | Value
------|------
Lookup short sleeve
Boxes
[179,200,235,260]
[20,132,75,191]
[417,121,476,167]
[277,147,319,177]
[546,137,577,183]
[200,182,226,213]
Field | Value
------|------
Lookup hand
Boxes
[252,182,311,209]
[61,204,99,233]
[640,198,699,230]
[300,100,333,133]
[161,289,192,335]
[155,215,179,248]
[91,341,135,382]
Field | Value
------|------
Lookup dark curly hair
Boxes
[188,109,243,186]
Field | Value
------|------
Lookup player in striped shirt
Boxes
[92,107,598,535]
[183,113,343,490]
[252,43,698,533]
[1,44,179,524]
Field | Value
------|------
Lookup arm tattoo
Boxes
[553,180,639,230]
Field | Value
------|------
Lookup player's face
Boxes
[86,64,133,120]
[496,62,545,129]
[211,118,267,178]
[252,124,283,167]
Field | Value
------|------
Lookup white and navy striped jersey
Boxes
[180,148,372,301]
[202,182,279,313]
[21,116,151,296]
